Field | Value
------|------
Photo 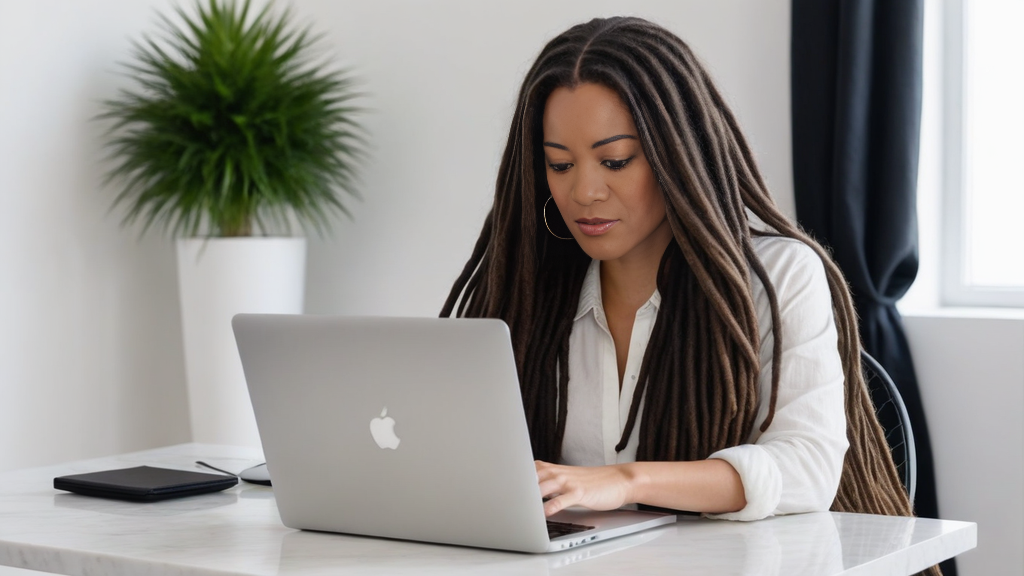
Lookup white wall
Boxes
[0,0,193,471]
[0,0,793,473]
[904,313,1024,576]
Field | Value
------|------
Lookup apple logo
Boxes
[370,407,400,449]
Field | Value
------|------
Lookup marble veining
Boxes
[0,444,976,576]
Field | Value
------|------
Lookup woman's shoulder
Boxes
[751,234,824,272]
[749,235,830,302]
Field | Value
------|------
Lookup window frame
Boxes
[940,0,1024,308]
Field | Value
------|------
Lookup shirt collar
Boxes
[575,259,604,322]
[648,287,663,311]
[574,259,662,322]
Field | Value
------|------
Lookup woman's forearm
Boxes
[624,459,746,514]
[536,458,746,516]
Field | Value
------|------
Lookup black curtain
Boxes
[791,2,953,574]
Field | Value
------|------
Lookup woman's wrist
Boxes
[619,462,648,505]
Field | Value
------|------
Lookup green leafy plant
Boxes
[102,0,364,237]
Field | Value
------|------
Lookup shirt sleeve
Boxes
[705,239,849,521]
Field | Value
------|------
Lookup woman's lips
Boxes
[576,218,619,236]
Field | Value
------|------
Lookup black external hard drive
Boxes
[54,465,237,502]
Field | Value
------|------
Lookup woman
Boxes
[441,16,911,525]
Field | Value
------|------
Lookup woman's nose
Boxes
[571,166,609,206]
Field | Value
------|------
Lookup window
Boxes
[940,0,1024,307]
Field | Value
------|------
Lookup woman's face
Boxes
[542,82,673,266]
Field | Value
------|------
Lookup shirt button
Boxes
[631,375,637,380]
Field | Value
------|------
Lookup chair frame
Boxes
[860,350,917,504]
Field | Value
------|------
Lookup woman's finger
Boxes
[535,460,556,477]
[535,463,567,486]
[544,493,574,516]
[538,479,558,498]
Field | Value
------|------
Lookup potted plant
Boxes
[102,0,364,447]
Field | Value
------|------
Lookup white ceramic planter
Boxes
[176,237,306,448]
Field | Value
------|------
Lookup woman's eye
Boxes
[548,163,572,173]
[603,157,634,170]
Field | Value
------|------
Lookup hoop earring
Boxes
[543,196,573,240]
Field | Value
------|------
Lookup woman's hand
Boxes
[535,460,637,516]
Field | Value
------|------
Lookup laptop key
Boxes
[546,520,595,538]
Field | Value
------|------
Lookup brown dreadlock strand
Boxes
[440,16,935,576]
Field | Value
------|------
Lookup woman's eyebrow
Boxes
[543,135,637,151]
[592,134,636,148]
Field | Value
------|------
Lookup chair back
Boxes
[861,350,917,504]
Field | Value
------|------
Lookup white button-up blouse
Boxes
[559,235,849,521]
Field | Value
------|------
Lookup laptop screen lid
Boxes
[233,314,673,553]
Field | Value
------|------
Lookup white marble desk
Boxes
[0,444,975,576]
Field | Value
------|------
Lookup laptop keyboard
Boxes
[546,520,594,539]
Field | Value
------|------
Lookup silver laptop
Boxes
[232,314,675,553]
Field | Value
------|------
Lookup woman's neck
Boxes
[600,257,660,313]
[599,221,673,312]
